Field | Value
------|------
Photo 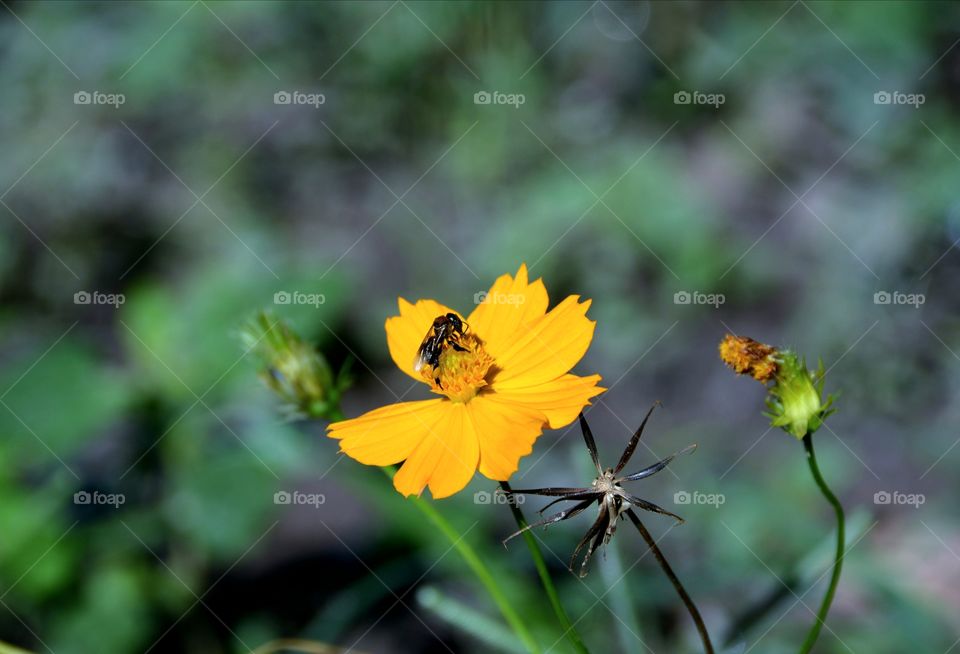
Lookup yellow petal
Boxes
[394,402,480,498]
[386,298,460,382]
[467,395,547,480]
[467,263,549,360]
[491,374,605,429]
[327,399,446,466]
[491,295,596,389]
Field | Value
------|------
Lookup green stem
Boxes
[798,433,845,654]
[378,468,541,654]
[625,510,714,654]
[0,641,34,654]
[498,481,590,654]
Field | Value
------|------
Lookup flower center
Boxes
[420,333,495,403]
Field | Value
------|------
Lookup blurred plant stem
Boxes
[252,638,368,654]
[798,433,845,654]
[0,642,33,654]
[418,586,529,653]
[378,468,540,653]
[625,510,714,654]
[498,481,590,654]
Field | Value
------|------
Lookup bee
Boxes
[414,313,468,384]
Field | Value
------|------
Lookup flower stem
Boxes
[625,510,714,654]
[798,433,845,654]
[378,468,541,654]
[498,481,590,654]
[0,641,34,654]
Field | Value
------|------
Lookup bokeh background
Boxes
[1,1,959,652]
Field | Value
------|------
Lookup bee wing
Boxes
[413,344,429,372]
[413,329,435,372]
[412,356,426,371]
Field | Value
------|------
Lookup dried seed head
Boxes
[719,334,778,383]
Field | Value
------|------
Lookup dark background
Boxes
[1,1,958,653]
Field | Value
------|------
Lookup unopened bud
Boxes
[242,311,350,420]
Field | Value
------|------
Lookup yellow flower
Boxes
[327,264,605,498]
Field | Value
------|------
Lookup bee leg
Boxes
[435,373,443,389]
[451,342,467,352]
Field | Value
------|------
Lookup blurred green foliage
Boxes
[1,1,959,653]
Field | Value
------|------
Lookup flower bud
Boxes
[719,334,835,439]
[242,311,349,420]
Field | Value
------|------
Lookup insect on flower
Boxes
[501,404,696,577]
[413,313,469,387]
